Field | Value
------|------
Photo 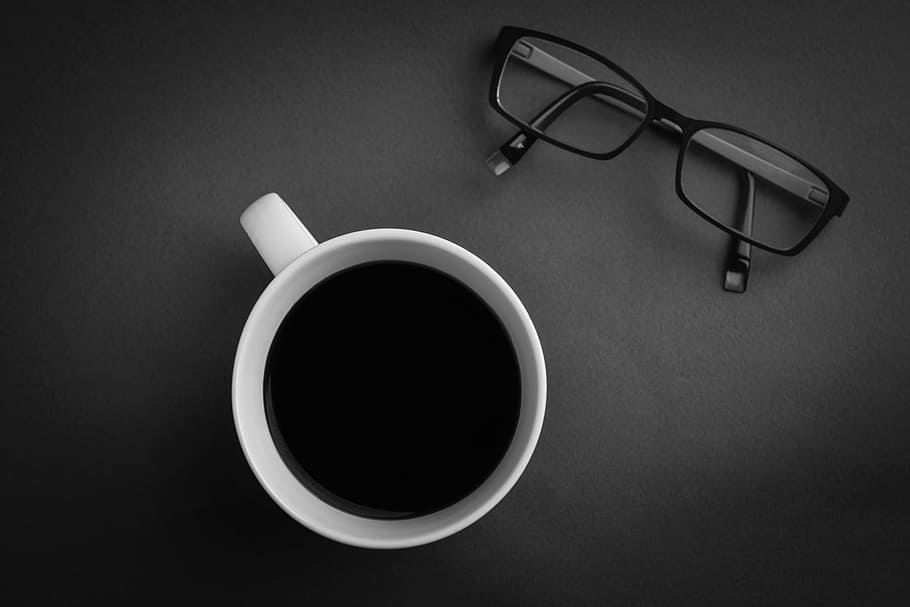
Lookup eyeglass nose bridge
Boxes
[650,102,693,135]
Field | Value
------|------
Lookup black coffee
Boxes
[264,261,521,519]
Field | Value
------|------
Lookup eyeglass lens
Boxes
[498,36,649,155]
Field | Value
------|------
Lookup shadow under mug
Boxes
[233,193,547,548]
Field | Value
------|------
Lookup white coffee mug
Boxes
[233,193,547,548]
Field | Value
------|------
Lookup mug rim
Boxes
[232,228,546,548]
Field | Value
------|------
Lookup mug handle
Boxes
[240,193,318,276]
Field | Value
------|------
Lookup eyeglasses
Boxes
[485,26,849,293]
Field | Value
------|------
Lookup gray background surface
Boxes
[3,0,909,604]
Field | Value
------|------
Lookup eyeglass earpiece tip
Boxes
[485,151,512,176]
[723,267,748,293]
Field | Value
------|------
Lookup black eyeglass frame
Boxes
[488,26,849,257]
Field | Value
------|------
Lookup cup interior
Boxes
[232,229,546,548]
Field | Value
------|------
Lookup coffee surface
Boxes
[264,261,522,518]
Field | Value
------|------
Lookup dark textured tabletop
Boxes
[3,1,909,604]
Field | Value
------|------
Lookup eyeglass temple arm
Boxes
[723,171,756,293]
[487,42,829,210]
